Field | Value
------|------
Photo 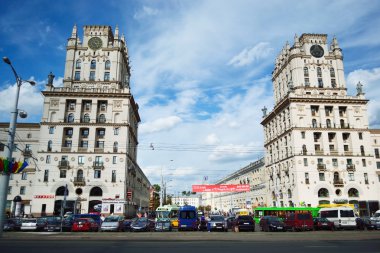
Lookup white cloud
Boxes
[140,115,182,134]
[205,133,220,145]
[228,42,274,67]
[134,6,159,20]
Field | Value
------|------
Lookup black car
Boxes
[62,216,75,232]
[313,217,334,231]
[259,216,286,232]
[226,217,235,230]
[130,217,155,232]
[357,217,380,230]
[3,218,22,231]
[232,215,255,232]
[44,216,63,232]
[36,217,48,231]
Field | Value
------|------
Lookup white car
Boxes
[20,218,38,231]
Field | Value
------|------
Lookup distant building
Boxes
[172,195,201,208]
[0,25,151,217]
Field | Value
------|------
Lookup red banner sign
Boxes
[192,184,250,192]
[34,195,55,199]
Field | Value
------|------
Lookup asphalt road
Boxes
[1,231,380,253]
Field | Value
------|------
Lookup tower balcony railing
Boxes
[74,177,86,186]
[93,162,104,170]
[58,160,70,169]
[333,179,344,187]
[317,164,326,172]
[346,164,356,172]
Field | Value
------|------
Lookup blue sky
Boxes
[1,0,380,195]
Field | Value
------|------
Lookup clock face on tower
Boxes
[310,45,324,58]
[88,37,103,50]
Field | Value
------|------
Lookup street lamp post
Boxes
[0,57,35,237]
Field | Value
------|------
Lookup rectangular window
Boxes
[66,129,73,137]
[60,170,67,178]
[112,170,116,182]
[331,79,336,88]
[97,129,105,137]
[20,186,26,195]
[82,129,89,137]
[319,173,325,181]
[329,145,335,151]
[44,170,49,182]
[74,71,80,81]
[303,158,308,166]
[347,159,352,165]
[64,140,72,147]
[96,141,104,148]
[78,156,85,165]
[305,78,310,86]
[344,145,349,151]
[318,78,323,88]
[364,173,369,184]
[7,186,11,195]
[114,128,119,135]
[94,170,101,179]
[49,127,55,134]
[362,159,366,167]
[21,172,27,180]
[332,158,338,167]
[348,173,355,181]
[377,162,380,169]
[89,71,95,81]
[301,132,305,139]
[104,72,110,81]
[81,141,88,148]
[358,132,363,140]
[375,149,379,159]
[85,102,91,111]
[317,158,323,164]
[305,173,309,184]
[46,155,51,164]
[113,156,117,164]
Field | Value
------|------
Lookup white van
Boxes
[319,207,356,229]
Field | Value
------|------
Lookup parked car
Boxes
[259,216,286,232]
[20,218,38,231]
[130,217,155,232]
[44,216,63,232]
[155,220,172,232]
[313,217,334,231]
[232,215,255,232]
[72,214,102,227]
[62,216,75,232]
[284,212,313,231]
[357,217,380,230]
[3,218,22,231]
[207,215,228,232]
[319,207,356,230]
[178,205,198,231]
[100,215,125,232]
[72,218,99,232]
[123,218,137,232]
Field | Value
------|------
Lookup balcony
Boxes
[333,179,344,187]
[340,123,350,129]
[78,147,88,152]
[23,149,32,157]
[94,148,104,153]
[61,146,72,152]
[330,151,339,155]
[346,164,356,172]
[93,162,104,170]
[344,151,353,156]
[317,164,326,172]
[315,150,324,155]
[74,177,86,186]
[58,160,70,169]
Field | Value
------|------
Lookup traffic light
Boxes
[127,191,132,200]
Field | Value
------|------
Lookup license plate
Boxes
[342,222,347,224]
[181,225,187,227]
[217,227,222,229]
[277,227,283,229]
[322,223,327,225]
[78,225,83,227]
[244,223,249,225]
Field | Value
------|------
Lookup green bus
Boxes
[253,207,320,223]
[156,204,180,227]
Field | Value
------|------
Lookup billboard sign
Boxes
[192,184,250,192]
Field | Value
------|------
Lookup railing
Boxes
[94,148,104,153]
[333,179,344,187]
[58,160,70,169]
[74,177,86,186]
[317,164,326,172]
[93,162,104,170]
[346,164,356,172]
[78,147,88,152]
[315,150,324,155]
[23,149,32,157]
[61,146,72,152]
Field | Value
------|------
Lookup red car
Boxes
[284,212,313,231]
[313,217,334,231]
[72,218,99,232]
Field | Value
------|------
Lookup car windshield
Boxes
[373,213,380,218]
[180,211,196,219]
[238,216,252,221]
[46,217,62,223]
[319,218,330,222]
[267,216,281,222]
[297,213,311,220]
[210,216,224,221]
[340,210,354,218]
[104,216,120,222]
[156,211,170,219]
[23,219,37,223]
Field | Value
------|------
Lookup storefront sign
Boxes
[101,198,126,204]
[192,184,250,192]
[34,195,55,199]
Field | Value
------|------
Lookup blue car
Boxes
[178,205,198,231]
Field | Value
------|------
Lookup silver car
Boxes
[20,218,38,231]
[207,215,228,232]
[100,215,124,232]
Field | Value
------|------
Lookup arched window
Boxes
[360,145,365,156]
[318,188,329,198]
[113,141,118,152]
[330,67,335,77]
[56,186,68,196]
[317,67,322,77]
[75,60,81,69]
[312,119,317,128]
[67,113,74,123]
[348,188,359,197]
[89,187,103,196]
[47,140,53,152]
[326,119,331,128]
[83,113,90,123]
[334,172,339,181]
[302,145,307,155]
[105,60,111,70]
[90,60,96,69]
[340,119,345,128]
[288,189,292,198]
[304,67,309,77]
[98,114,106,123]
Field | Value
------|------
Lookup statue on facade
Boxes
[356,81,364,95]
[262,106,267,118]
